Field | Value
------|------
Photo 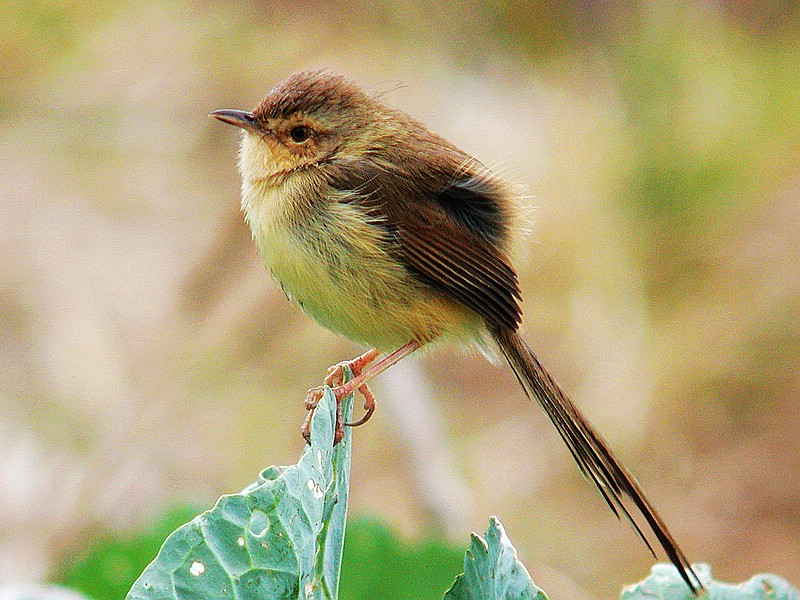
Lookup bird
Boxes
[210,69,702,594]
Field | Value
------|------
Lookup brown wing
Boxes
[321,157,522,331]
[390,200,522,331]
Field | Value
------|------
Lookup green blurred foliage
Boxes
[339,517,463,600]
[56,505,203,600]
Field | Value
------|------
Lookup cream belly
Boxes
[241,177,479,351]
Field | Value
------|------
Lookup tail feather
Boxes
[491,325,702,594]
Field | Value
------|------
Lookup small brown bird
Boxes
[211,69,701,593]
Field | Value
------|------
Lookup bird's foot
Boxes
[301,349,380,445]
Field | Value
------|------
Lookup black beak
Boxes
[209,109,260,133]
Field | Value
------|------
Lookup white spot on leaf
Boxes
[307,478,324,499]
[304,581,316,598]
[248,510,270,537]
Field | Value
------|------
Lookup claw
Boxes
[299,342,420,446]
[344,383,376,427]
[301,349,380,445]
[300,386,325,443]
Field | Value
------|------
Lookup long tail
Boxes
[490,325,702,594]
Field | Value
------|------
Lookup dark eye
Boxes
[289,125,310,143]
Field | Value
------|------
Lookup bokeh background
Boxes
[2,1,800,597]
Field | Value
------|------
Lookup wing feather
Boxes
[322,157,522,330]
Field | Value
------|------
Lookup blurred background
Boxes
[2,0,800,597]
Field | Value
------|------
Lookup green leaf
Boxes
[623,564,800,600]
[444,517,547,600]
[126,382,353,600]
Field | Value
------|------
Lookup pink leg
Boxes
[301,340,421,444]
[301,347,379,444]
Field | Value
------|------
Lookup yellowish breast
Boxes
[240,174,479,351]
